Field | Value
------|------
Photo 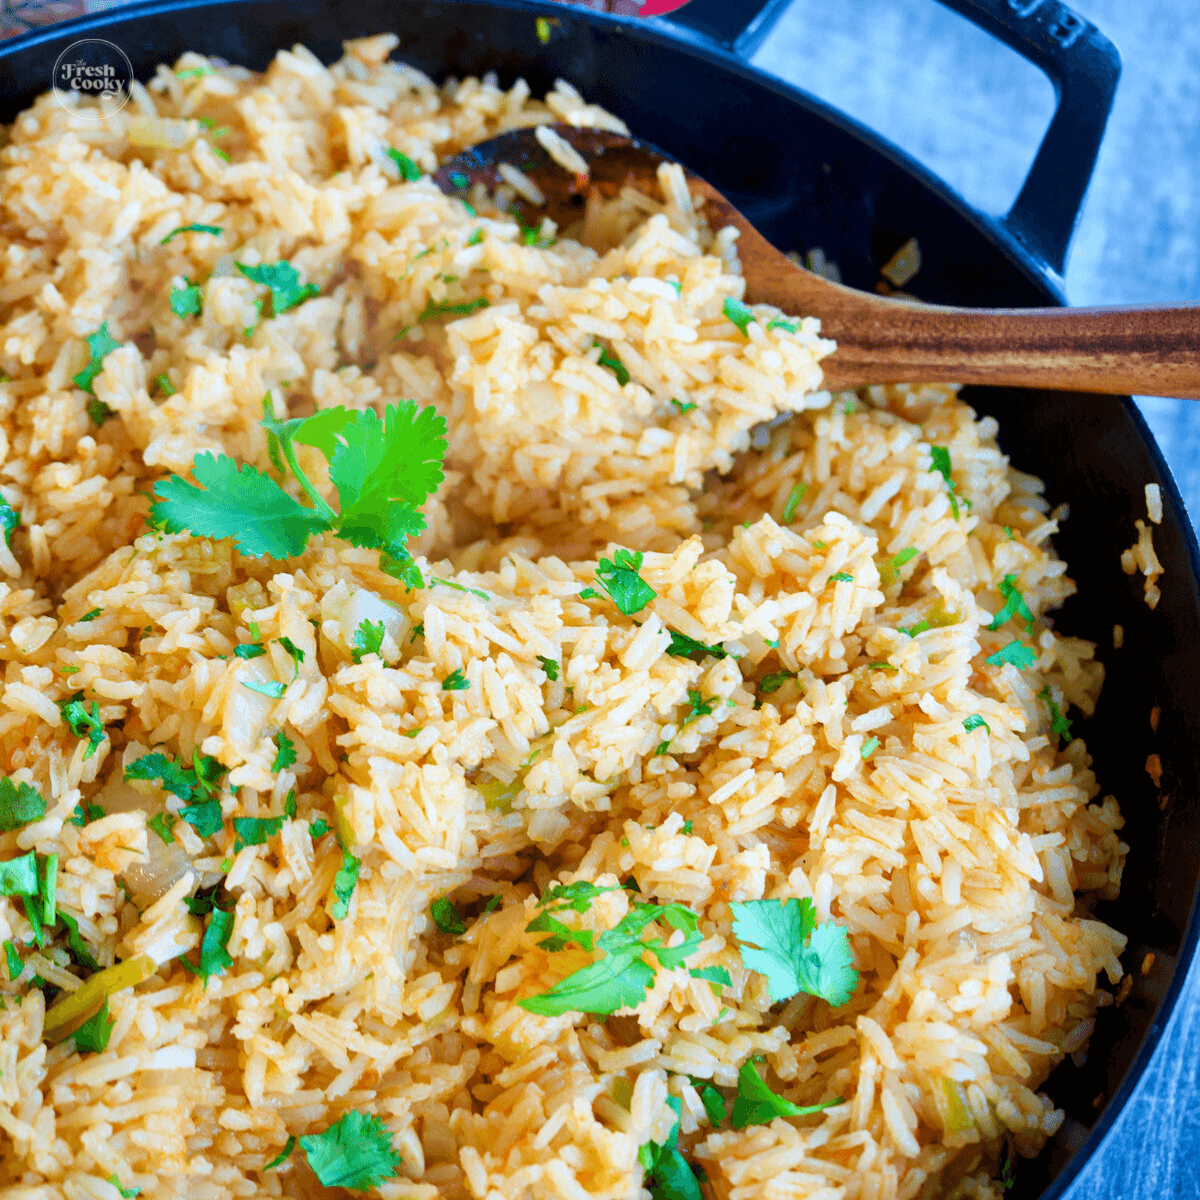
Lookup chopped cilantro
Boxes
[125,751,225,803]
[963,714,991,734]
[520,901,705,1016]
[690,1078,727,1125]
[232,814,283,852]
[881,546,919,583]
[196,907,234,980]
[277,636,305,679]
[986,640,1037,670]
[78,608,102,622]
[0,778,45,831]
[169,278,203,318]
[431,897,466,935]
[432,576,489,600]
[666,629,727,661]
[537,655,559,680]
[176,65,213,78]
[73,324,120,394]
[768,317,799,333]
[593,340,630,386]
[988,574,1034,633]
[594,548,656,615]
[638,1096,704,1200]
[310,818,330,839]
[234,642,266,659]
[782,481,808,523]
[722,297,755,336]
[107,1176,140,1199]
[759,671,796,694]
[1005,526,1016,541]
[160,223,222,244]
[867,662,897,674]
[243,679,287,699]
[466,228,484,247]
[685,690,717,721]
[410,623,424,642]
[442,669,469,691]
[74,998,115,1053]
[60,695,106,760]
[654,741,670,757]
[3,939,22,981]
[352,619,385,663]
[236,261,320,315]
[272,731,297,772]
[58,910,98,969]
[670,399,697,416]
[147,811,177,845]
[180,799,223,838]
[418,295,490,321]
[682,821,693,835]
[69,801,104,827]
[0,499,16,552]
[730,897,858,1006]
[729,1058,841,1129]
[264,1135,296,1171]
[331,847,360,919]
[298,1110,402,1191]
[929,446,961,519]
[385,147,422,181]
[88,398,115,426]
[828,572,854,583]
[861,736,880,759]
[1037,686,1073,742]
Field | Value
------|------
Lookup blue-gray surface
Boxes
[752,2,1200,1196]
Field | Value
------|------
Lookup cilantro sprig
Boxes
[731,897,858,1007]
[586,548,656,616]
[729,1058,841,1129]
[298,1111,402,1191]
[151,400,447,586]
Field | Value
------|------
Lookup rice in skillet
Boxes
[0,35,1127,1200]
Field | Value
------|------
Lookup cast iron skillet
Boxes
[2,1,1198,1195]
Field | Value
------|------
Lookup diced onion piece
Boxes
[43,954,156,1042]
[128,116,196,151]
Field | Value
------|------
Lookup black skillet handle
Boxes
[657,0,1120,282]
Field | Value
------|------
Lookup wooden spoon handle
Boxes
[814,302,1200,398]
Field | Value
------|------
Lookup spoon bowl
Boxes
[435,125,1200,399]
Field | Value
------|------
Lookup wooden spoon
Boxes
[434,125,1200,399]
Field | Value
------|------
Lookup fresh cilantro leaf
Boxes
[898,620,931,637]
[184,883,224,916]
[147,812,177,845]
[69,801,104,827]
[729,1058,840,1129]
[57,909,98,969]
[88,397,115,426]
[639,1097,704,1200]
[1037,686,1074,742]
[284,789,297,819]
[234,643,266,659]
[73,997,115,1053]
[537,655,559,680]
[731,897,858,1006]
[670,399,697,415]
[0,497,16,551]
[685,689,717,721]
[689,1078,727,1125]
[169,278,203,318]
[155,373,176,396]
[881,546,919,583]
[196,907,234,979]
[0,779,45,831]
[442,669,469,691]
[298,1110,402,1191]
[236,261,320,315]
[722,297,755,336]
[986,640,1037,670]
[177,796,221,836]
[386,147,422,181]
[232,815,283,853]
[538,880,625,914]
[331,847,360,919]
[272,731,297,772]
[867,662,898,674]
[963,714,991,734]
[861,736,880,759]
[328,402,447,552]
[593,340,630,386]
[666,630,727,661]
[689,964,732,990]
[768,317,799,333]
[654,741,670,757]
[432,576,489,600]
[310,818,330,839]
[160,223,223,244]
[264,1135,296,1171]
[107,1176,140,1199]
[73,324,120,394]
[466,228,484,247]
[525,910,594,953]
[243,679,287,699]
[929,445,960,519]
[125,754,197,801]
[988,574,1035,633]
[277,636,305,679]
[78,608,102,623]
[60,696,106,760]
[418,295,490,322]
[829,572,854,583]
[431,897,467,935]
[758,671,796,694]
[578,587,601,601]
[153,453,330,559]
[782,481,808,523]
[352,619,386,663]
[190,752,227,799]
[594,548,656,616]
